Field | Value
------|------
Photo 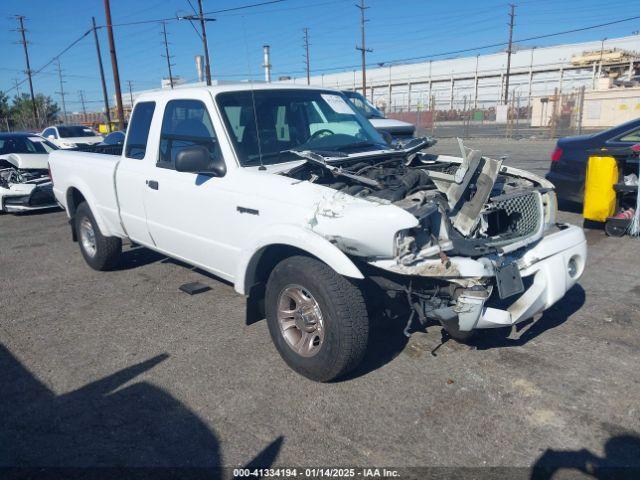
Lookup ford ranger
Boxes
[49,85,587,382]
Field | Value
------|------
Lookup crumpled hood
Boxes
[3,153,49,170]
[370,117,415,134]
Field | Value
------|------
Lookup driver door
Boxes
[143,95,239,279]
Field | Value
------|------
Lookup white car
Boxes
[41,125,103,149]
[343,90,415,141]
[0,133,59,213]
[49,85,587,382]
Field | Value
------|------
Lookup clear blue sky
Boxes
[1,0,639,113]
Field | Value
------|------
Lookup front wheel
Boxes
[265,256,369,382]
[75,202,122,271]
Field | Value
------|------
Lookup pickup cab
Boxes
[49,84,587,382]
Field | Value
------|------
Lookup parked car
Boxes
[0,133,59,213]
[41,125,103,149]
[49,85,586,382]
[343,90,415,141]
[99,130,126,146]
[546,117,640,204]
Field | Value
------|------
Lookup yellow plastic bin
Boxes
[583,154,619,223]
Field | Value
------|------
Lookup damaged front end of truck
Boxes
[283,138,585,338]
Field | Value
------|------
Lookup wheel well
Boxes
[66,188,86,242]
[247,244,312,295]
[66,188,86,217]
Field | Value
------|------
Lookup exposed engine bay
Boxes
[281,138,562,337]
[284,139,553,262]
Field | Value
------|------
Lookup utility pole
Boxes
[303,27,311,85]
[356,0,372,95]
[78,90,87,122]
[55,59,68,124]
[504,3,516,105]
[127,80,134,111]
[197,0,212,85]
[13,79,21,96]
[92,16,112,128]
[15,15,38,127]
[103,0,125,129]
[179,2,215,85]
[161,21,174,88]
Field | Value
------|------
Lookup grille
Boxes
[485,191,542,245]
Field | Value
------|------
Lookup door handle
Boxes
[146,180,159,190]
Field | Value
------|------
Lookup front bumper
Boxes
[3,184,60,213]
[468,224,586,330]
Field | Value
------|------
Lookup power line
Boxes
[281,13,640,75]
[78,90,87,117]
[92,16,112,127]
[504,3,516,104]
[100,0,286,28]
[161,21,175,88]
[303,27,311,85]
[355,0,372,95]
[55,59,68,123]
[103,0,125,129]
[127,80,134,109]
[14,15,38,125]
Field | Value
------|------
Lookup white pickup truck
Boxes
[49,84,587,382]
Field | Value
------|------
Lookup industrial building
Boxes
[283,34,640,114]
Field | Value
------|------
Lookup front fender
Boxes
[234,224,364,295]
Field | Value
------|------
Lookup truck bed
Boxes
[49,150,125,237]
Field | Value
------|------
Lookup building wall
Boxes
[284,35,640,112]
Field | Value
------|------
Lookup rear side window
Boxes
[125,102,156,159]
[618,128,640,142]
[158,99,219,169]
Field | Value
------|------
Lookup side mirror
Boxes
[175,144,226,177]
[47,135,55,141]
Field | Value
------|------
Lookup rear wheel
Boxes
[265,256,369,382]
[75,202,122,271]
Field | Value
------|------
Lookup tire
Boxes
[265,256,369,382]
[75,201,122,271]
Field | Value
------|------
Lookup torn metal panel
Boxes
[452,156,502,236]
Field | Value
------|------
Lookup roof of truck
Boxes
[135,82,339,102]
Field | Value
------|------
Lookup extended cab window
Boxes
[125,101,156,159]
[158,99,219,169]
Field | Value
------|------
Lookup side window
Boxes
[618,128,640,142]
[43,128,55,139]
[125,101,156,159]
[158,99,219,170]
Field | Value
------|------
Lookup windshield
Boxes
[343,91,385,119]
[216,89,388,166]
[57,126,99,138]
[0,136,58,155]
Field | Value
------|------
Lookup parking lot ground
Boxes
[1,138,640,477]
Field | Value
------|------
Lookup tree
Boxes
[10,93,59,131]
[0,91,9,131]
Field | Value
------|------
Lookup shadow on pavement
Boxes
[469,284,586,350]
[531,434,640,479]
[114,246,166,271]
[0,344,283,478]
